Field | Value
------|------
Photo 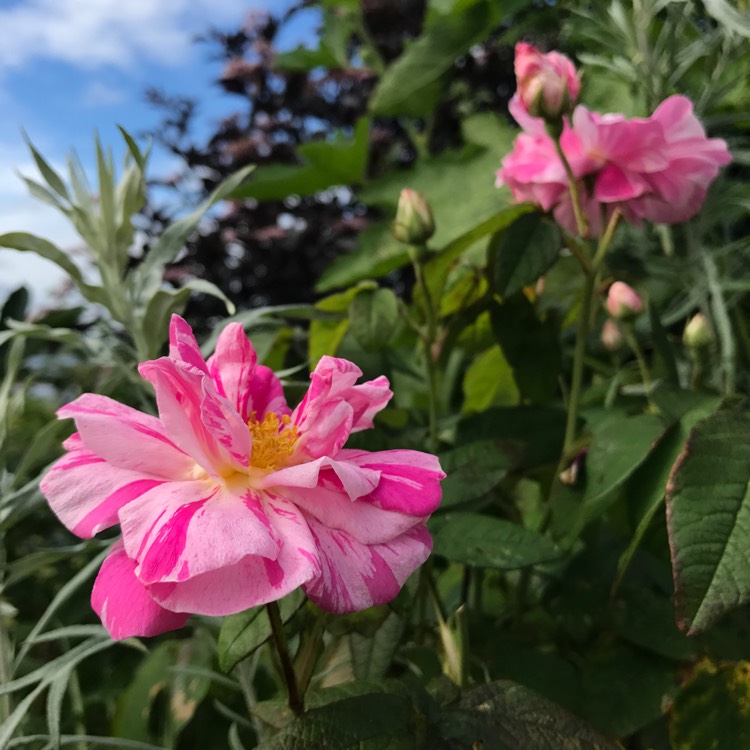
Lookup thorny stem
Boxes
[266,601,304,716]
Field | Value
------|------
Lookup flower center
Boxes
[247,411,299,470]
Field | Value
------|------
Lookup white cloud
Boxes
[81,81,127,108]
[0,0,255,70]
[0,143,81,305]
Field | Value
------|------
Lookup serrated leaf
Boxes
[218,590,305,673]
[579,642,677,737]
[348,287,399,351]
[667,409,750,634]
[489,212,560,298]
[255,693,424,749]
[669,659,750,749]
[431,513,562,569]
[440,680,623,750]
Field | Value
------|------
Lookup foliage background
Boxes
[2,1,750,748]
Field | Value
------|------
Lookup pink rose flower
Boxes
[514,42,581,120]
[41,316,444,639]
[606,281,644,319]
[498,51,731,237]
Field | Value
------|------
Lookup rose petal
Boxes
[302,517,432,613]
[58,394,194,478]
[92,541,189,640]
[147,496,320,615]
[41,444,167,538]
[119,480,280,584]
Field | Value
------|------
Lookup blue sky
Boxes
[0,0,314,303]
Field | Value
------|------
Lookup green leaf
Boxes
[0,286,29,327]
[255,693,426,749]
[489,294,561,404]
[369,2,492,116]
[139,279,235,359]
[117,125,149,171]
[440,680,623,750]
[579,642,677,737]
[703,0,750,37]
[23,132,70,201]
[669,659,750,749]
[232,119,368,201]
[580,411,668,521]
[462,345,520,413]
[308,286,364,366]
[348,287,399,351]
[438,440,512,510]
[667,409,750,634]
[0,232,105,305]
[613,393,722,593]
[431,512,562,569]
[218,590,305,673]
[350,610,405,681]
[317,139,515,293]
[0,321,81,349]
[456,405,566,470]
[113,638,212,744]
[489,212,561,298]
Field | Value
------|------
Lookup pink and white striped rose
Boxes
[41,316,444,639]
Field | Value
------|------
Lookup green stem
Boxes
[563,271,597,458]
[0,540,11,724]
[408,245,440,453]
[552,137,589,238]
[702,249,736,396]
[622,323,653,396]
[236,650,266,742]
[563,234,593,275]
[67,664,88,750]
[266,601,303,716]
[592,209,622,269]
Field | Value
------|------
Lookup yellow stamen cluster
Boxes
[247,411,299,470]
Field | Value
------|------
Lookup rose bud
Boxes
[392,188,435,245]
[606,281,644,320]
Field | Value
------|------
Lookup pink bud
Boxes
[606,282,644,320]
[514,42,581,121]
[601,319,624,352]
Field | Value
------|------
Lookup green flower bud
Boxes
[683,313,713,349]
[392,189,435,245]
